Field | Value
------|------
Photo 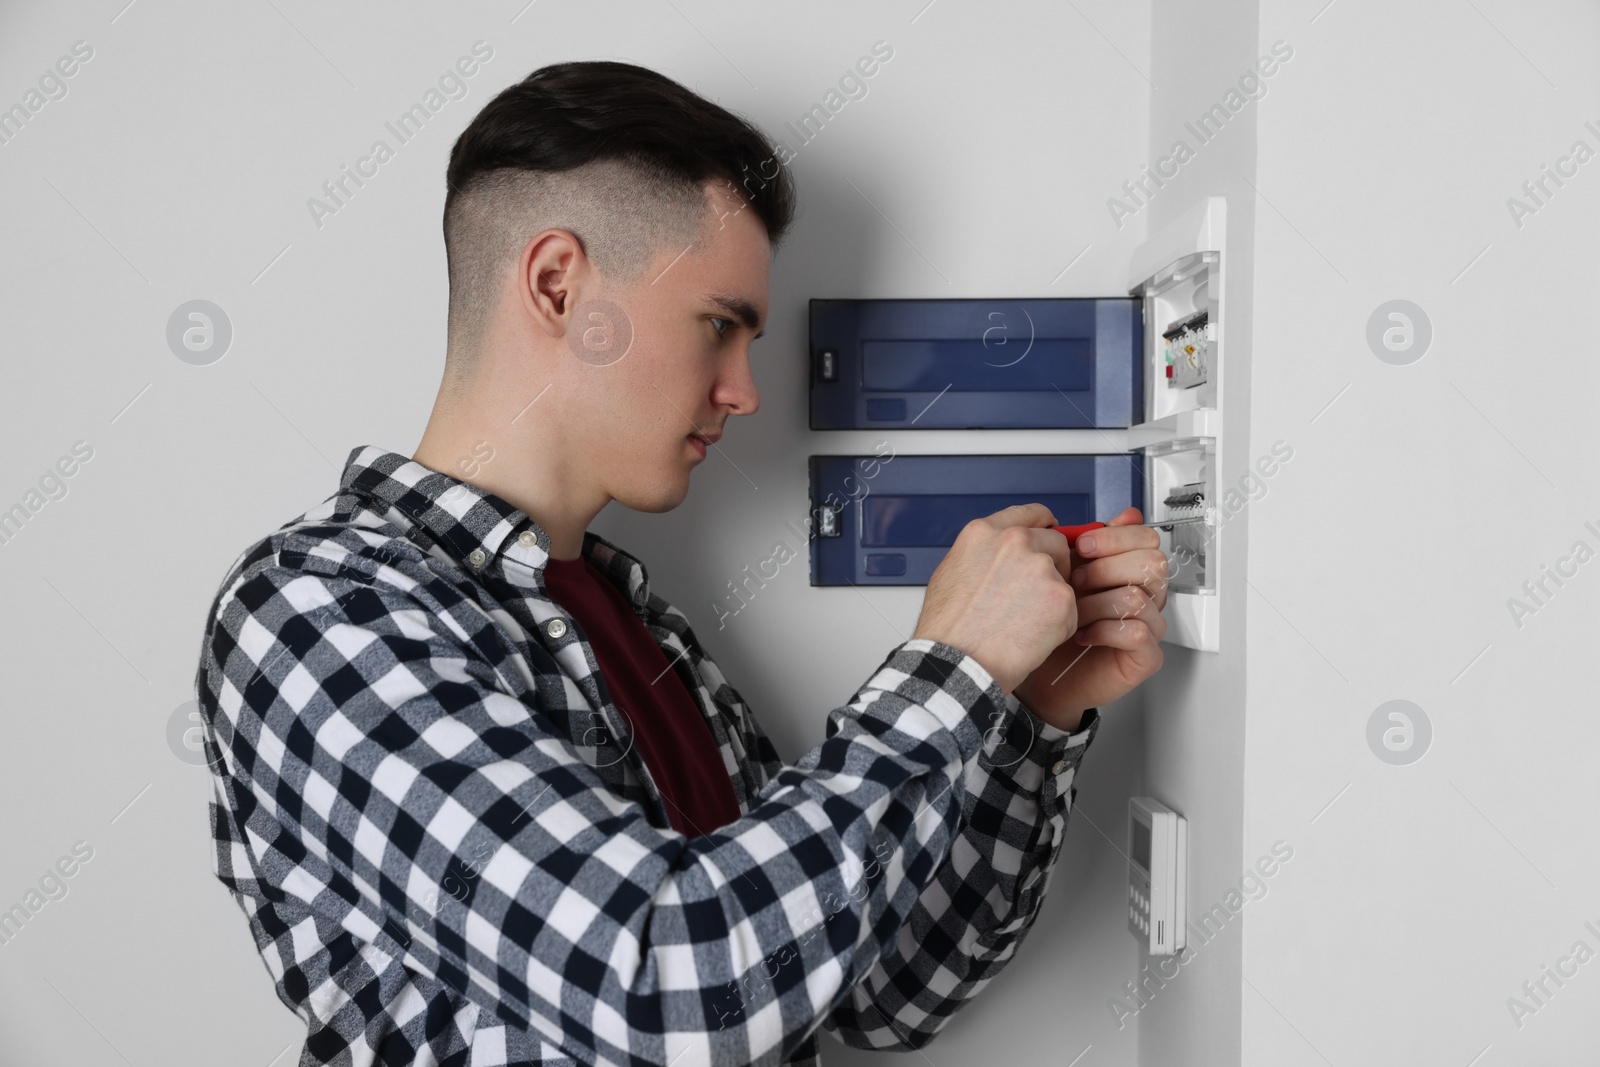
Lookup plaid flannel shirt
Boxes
[195,446,1101,1067]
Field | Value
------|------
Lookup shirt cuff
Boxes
[995,692,1101,812]
[867,638,1014,766]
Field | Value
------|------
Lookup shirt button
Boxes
[467,548,487,568]
[1051,759,1067,776]
[518,531,538,548]
[545,618,568,640]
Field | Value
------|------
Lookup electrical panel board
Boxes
[804,198,1228,651]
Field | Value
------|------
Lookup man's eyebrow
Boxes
[704,293,765,339]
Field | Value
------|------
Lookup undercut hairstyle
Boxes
[441,60,797,387]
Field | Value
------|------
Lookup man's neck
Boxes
[412,393,603,562]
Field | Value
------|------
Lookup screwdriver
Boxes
[1053,523,1104,547]
[1053,515,1206,547]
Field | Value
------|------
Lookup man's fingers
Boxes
[986,502,1059,531]
[1073,617,1165,667]
[1074,585,1167,643]
[1069,548,1170,602]
[1072,510,1156,557]
[982,503,1079,577]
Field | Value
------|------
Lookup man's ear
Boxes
[519,229,590,339]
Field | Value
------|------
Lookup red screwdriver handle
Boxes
[1053,522,1105,547]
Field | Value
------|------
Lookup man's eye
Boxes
[710,316,732,338]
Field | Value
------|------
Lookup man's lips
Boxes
[688,431,721,446]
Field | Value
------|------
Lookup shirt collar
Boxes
[337,445,652,608]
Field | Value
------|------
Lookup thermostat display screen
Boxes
[1132,817,1151,872]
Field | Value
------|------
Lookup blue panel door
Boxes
[809,453,1143,586]
[810,298,1142,430]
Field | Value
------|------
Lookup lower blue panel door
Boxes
[809,453,1143,586]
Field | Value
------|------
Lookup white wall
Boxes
[1128,3,1600,1064]
[1241,1,1600,1063]
[1118,0,1266,1062]
[0,1,1156,1063]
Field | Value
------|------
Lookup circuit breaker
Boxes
[1163,310,1212,391]
[1128,197,1227,650]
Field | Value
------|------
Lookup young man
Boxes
[195,61,1167,1066]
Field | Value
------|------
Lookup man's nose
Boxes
[717,352,759,416]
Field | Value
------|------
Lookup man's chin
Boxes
[613,476,691,514]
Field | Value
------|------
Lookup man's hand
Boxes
[1013,507,1168,732]
[911,504,1079,695]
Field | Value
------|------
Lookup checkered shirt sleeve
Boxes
[694,652,1101,1052]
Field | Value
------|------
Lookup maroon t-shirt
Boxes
[542,555,742,836]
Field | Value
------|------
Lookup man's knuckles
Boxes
[1071,548,1168,591]
[1078,523,1161,556]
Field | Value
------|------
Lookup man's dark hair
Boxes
[440,60,796,381]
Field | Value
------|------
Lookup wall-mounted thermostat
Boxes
[1128,796,1187,956]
